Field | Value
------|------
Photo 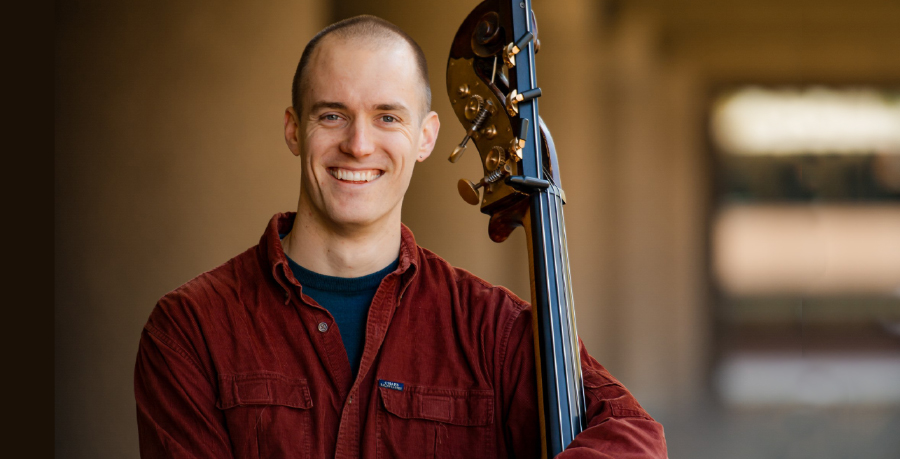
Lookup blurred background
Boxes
[56,0,900,457]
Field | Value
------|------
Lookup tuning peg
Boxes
[448,105,492,163]
[508,118,529,160]
[506,87,542,116]
[485,146,507,171]
[503,32,534,68]
[457,168,507,205]
[457,178,483,205]
[449,139,469,163]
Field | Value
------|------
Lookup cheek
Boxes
[302,135,337,165]
[390,156,417,190]
[381,135,417,165]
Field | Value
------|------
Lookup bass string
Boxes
[547,189,573,439]
[554,187,585,427]
[540,187,581,441]
[535,190,567,446]
[548,186,583,436]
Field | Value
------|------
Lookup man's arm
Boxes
[134,301,234,459]
[556,343,668,458]
[502,308,668,459]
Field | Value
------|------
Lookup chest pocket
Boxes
[217,373,314,459]
[377,384,495,459]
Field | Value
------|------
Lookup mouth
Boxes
[328,167,384,183]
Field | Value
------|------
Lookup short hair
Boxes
[291,15,431,116]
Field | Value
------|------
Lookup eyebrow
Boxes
[374,103,410,113]
[309,101,348,113]
[308,101,413,116]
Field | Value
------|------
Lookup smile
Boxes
[328,167,383,183]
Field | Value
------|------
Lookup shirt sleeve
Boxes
[501,307,668,459]
[134,300,235,459]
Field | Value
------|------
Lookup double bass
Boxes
[445,0,586,456]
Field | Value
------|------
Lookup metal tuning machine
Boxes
[448,95,494,163]
[505,87,542,116]
[457,117,528,206]
[503,31,534,68]
[509,118,529,161]
[458,165,510,206]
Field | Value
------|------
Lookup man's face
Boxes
[285,36,439,232]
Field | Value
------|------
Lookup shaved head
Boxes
[292,15,431,117]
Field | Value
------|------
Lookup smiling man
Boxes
[135,15,667,459]
[280,19,439,280]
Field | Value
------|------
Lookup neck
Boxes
[283,197,402,278]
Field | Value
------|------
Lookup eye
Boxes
[380,115,397,123]
[322,114,341,121]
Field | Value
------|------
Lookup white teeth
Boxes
[330,168,381,182]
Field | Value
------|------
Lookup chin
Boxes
[327,208,383,228]
[319,195,399,230]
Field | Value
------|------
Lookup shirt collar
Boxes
[258,212,420,301]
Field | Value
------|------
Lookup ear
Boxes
[284,107,302,157]
[416,111,440,162]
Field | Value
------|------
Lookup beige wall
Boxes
[56,0,900,457]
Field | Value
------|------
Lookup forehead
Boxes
[303,35,424,113]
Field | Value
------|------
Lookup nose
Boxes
[340,118,376,158]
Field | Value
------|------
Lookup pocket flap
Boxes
[217,373,313,410]
[379,383,493,426]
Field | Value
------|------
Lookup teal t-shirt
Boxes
[285,254,398,377]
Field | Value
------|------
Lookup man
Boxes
[135,15,667,459]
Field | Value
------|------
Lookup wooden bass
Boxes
[445,1,586,456]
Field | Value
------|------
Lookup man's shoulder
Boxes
[410,244,533,359]
[171,244,262,298]
[148,244,266,329]
[414,244,530,313]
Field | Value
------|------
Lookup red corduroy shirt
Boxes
[135,213,667,458]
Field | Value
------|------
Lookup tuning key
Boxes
[457,168,507,205]
[457,178,483,205]
[509,118,529,160]
[448,105,492,163]
[506,87,542,116]
[503,32,534,68]
[449,142,468,163]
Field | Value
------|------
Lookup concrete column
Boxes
[605,6,709,410]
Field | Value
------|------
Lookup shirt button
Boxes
[348,396,353,404]
[317,322,328,333]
